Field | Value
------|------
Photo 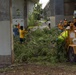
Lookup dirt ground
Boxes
[0,63,76,75]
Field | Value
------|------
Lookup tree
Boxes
[33,3,43,20]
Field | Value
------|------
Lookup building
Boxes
[0,0,38,65]
[44,0,76,28]
[44,1,51,19]
[12,0,38,28]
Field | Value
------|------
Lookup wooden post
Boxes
[9,0,14,63]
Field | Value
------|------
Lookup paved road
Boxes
[31,22,49,31]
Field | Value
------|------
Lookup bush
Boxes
[14,27,67,63]
[28,14,36,26]
[28,14,40,27]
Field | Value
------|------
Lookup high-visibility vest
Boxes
[58,30,68,41]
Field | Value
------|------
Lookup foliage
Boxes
[33,3,43,20]
[27,13,41,27]
[14,27,67,63]
[28,13,36,26]
[27,3,42,27]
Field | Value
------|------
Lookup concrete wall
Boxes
[12,0,34,27]
[0,21,11,55]
[50,0,55,16]
[12,0,24,19]
[49,0,64,27]
[43,1,51,18]
[12,0,24,26]
[44,0,76,27]
[27,0,34,16]
[64,3,75,16]
[64,16,73,21]
[12,19,24,26]
[55,0,64,26]
[64,0,76,18]
[50,16,56,28]
[44,0,64,27]
[0,0,12,64]
[24,0,35,28]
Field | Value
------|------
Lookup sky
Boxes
[39,0,49,9]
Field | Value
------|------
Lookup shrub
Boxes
[14,27,67,63]
[28,14,36,26]
[28,14,40,28]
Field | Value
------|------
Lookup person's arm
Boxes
[25,30,28,33]
[23,30,28,34]
[24,29,28,33]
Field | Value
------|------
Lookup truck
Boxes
[58,21,76,62]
